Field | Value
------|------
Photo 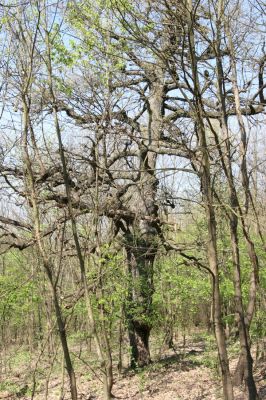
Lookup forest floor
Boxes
[0,336,266,400]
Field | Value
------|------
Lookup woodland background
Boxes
[0,1,265,399]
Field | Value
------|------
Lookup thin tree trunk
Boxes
[225,23,259,399]
[21,92,78,400]
[208,210,234,400]
[47,267,78,400]
[213,57,258,399]
[186,5,234,397]
[44,26,114,399]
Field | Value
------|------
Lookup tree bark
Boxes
[186,6,234,395]
[47,266,78,400]
[124,68,164,367]
[21,93,78,400]
[126,242,155,367]
[225,22,259,398]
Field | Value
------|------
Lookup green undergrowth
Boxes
[0,380,20,394]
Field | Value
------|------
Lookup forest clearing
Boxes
[0,0,265,399]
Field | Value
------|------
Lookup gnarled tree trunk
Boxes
[124,70,164,367]
[126,235,156,367]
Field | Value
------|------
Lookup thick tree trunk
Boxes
[124,151,159,368]
[124,68,164,368]
[125,150,158,368]
[128,320,151,368]
[126,242,155,367]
